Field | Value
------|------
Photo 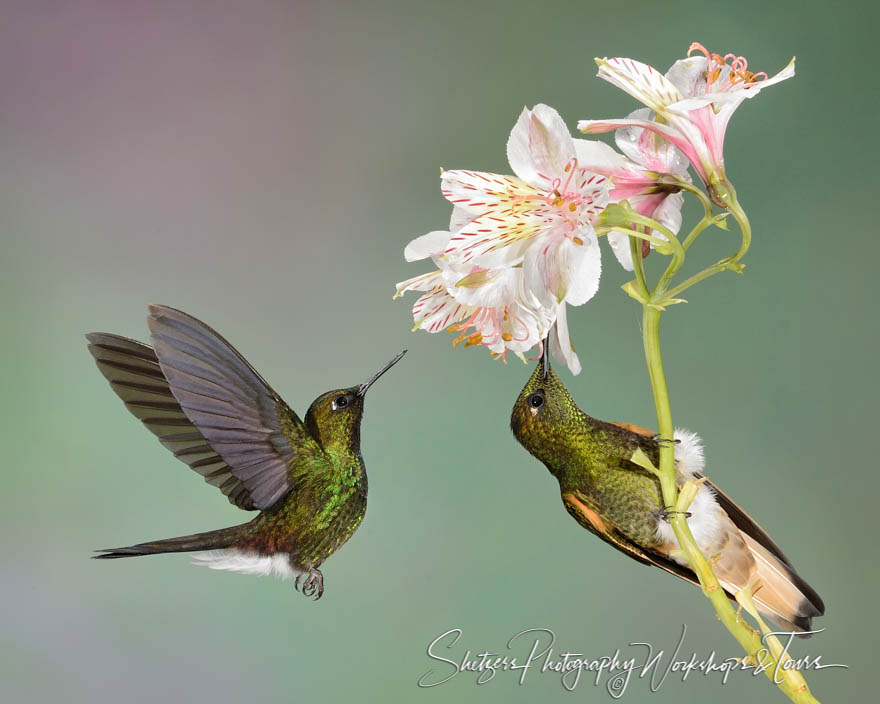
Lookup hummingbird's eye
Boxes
[331,394,350,411]
[528,390,545,413]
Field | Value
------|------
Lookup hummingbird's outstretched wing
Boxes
[87,332,264,509]
[561,489,704,590]
[145,304,324,510]
[87,305,322,511]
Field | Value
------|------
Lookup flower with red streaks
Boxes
[578,43,794,202]
[441,104,609,309]
[394,105,606,373]
[394,232,555,363]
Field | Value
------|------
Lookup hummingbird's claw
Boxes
[659,506,692,521]
[300,567,324,601]
[653,434,680,447]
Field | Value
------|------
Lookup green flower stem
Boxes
[612,212,685,297]
[667,177,716,251]
[632,184,819,704]
[629,235,650,301]
[681,213,717,252]
[597,226,669,249]
[624,212,685,264]
[665,194,751,301]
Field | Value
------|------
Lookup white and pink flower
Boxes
[396,104,609,373]
[579,43,795,202]
[573,117,689,270]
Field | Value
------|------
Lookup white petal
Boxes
[562,229,602,306]
[411,286,470,333]
[441,169,535,213]
[507,303,552,355]
[523,239,560,309]
[745,56,796,97]
[596,57,684,112]
[395,269,443,295]
[449,206,474,232]
[445,205,551,267]
[614,108,690,176]
[507,108,538,186]
[573,138,631,171]
[549,304,581,375]
[450,267,521,308]
[523,229,601,309]
[404,230,451,262]
[665,56,709,99]
[507,104,575,189]
[606,230,634,271]
[528,104,577,185]
[653,191,684,237]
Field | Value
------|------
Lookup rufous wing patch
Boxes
[608,421,656,438]
[562,492,608,533]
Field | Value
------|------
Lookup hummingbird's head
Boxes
[510,341,583,467]
[305,350,406,453]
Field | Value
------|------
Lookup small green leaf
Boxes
[599,201,637,227]
[630,447,660,476]
[647,297,687,311]
[713,213,730,231]
[621,279,648,304]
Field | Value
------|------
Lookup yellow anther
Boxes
[569,202,577,212]
[501,332,512,341]
[572,236,584,246]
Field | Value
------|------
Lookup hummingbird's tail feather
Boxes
[741,534,824,636]
[93,524,245,559]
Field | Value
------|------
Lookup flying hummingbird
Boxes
[510,346,824,634]
[88,305,405,599]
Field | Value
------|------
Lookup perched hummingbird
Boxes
[89,305,405,599]
[510,347,824,634]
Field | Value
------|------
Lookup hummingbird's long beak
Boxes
[540,336,551,379]
[357,350,407,396]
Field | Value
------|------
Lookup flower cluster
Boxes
[396,44,794,373]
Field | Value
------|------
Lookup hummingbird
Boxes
[510,345,824,634]
[88,304,405,599]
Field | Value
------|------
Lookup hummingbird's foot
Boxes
[659,506,692,521]
[653,434,680,448]
[299,567,324,600]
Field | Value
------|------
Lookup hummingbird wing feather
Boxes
[562,490,704,589]
[86,332,258,509]
[146,305,323,510]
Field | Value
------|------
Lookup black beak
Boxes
[357,350,407,396]
[540,336,551,379]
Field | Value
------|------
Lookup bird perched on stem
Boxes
[88,305,405,599]
[510,344,824,634]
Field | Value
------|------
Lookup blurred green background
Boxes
[1,1,874,702]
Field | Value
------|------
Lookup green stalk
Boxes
[666,196,751,301]
[632,181,820,703]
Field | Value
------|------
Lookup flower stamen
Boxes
[688,42,769,89]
